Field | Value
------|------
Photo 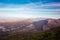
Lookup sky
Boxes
[0,0,60,18]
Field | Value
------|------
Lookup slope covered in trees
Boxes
[0,26,60,40]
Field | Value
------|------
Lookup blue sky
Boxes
[0,0,60,18]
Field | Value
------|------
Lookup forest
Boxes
[0,26,60,40]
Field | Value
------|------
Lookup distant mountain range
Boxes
[0,18,60,32]
[33,18,60,31]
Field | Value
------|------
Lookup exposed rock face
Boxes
[33,20,48,31]
[32,19,60,31]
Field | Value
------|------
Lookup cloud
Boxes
[0,2,60,9]
[41,2,60,9]
[42,2,60,6]
[0,2,60,18]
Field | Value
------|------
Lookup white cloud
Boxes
[0,2,60,18]
[42,2,60,7]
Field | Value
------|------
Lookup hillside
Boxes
[0,26,60,40]
[0,18,60,32]
[0,18,60,40]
